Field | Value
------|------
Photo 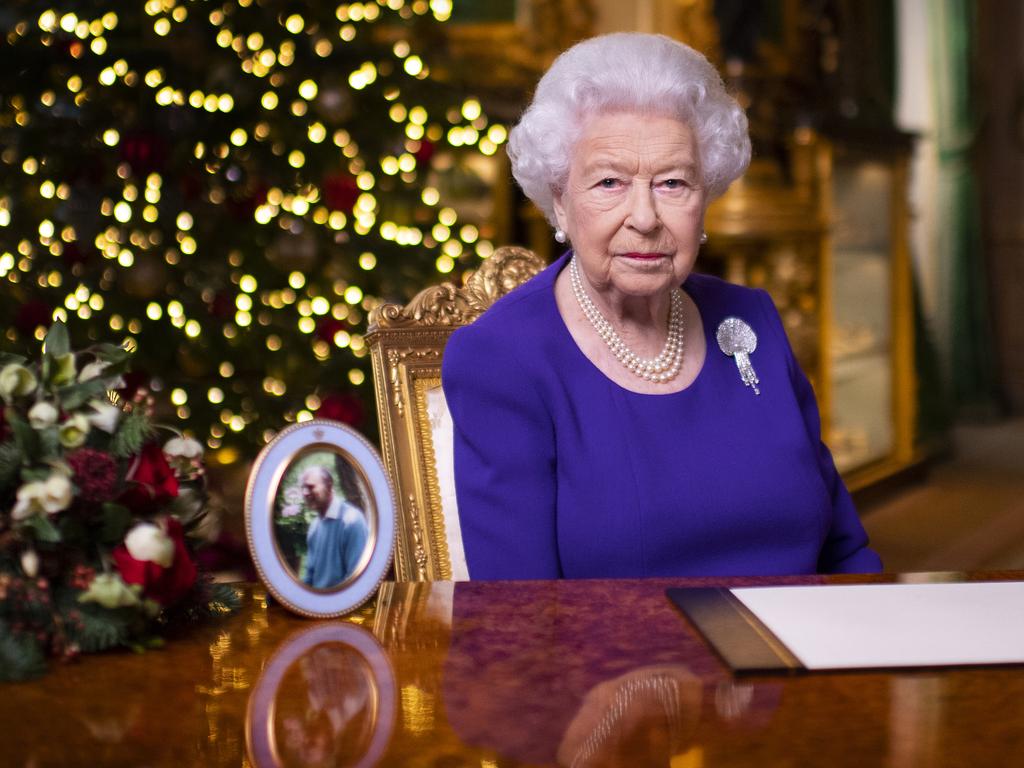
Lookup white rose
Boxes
[87,400,122,433]
[78,360,109,382]
[40,473,73,513]
[11,473,72,520]
[28,401,59,429]
[12,481,46,520]
[163,436,203,460]
[124,521,175,568]
[58,413,91,448]
[163,436,204,476]
[0,364,37,401]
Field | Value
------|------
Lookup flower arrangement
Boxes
[0,324,237,681]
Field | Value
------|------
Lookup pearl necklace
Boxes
[569,255,685,383]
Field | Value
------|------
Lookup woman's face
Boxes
[553,111,706,303]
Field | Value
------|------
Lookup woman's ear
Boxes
[552,193,569,234]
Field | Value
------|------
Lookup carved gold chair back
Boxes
[365,246,546,581]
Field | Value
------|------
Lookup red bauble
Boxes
[317,391,365,427]
[62,242,90,267]
[315,317,349,343]
[207,290,233,319]
[120,131,168,174]
[226,181,268,220]
[414,139,436,164]
[322,173,360,211]
[15,300,53,335]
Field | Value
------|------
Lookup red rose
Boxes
[119,441,179,513]
[112,517,197,606]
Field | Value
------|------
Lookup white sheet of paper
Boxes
[730,581,1024,670]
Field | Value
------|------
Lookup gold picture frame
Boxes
[245,420,396,617]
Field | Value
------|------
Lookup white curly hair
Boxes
[508,33,751,227]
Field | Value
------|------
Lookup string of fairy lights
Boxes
[1,0,507,462]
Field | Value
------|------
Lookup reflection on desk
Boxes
[246,623,395,767]
[4,574,1024,767]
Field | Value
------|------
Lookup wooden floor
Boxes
[860,417,1024,573]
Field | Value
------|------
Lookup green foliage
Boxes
[55,513,88,549]
[19,466,52,483]
[98,503,132,545]
[162,579,242,629]
[6,411,39,461]
[43,323,70,359]
[20,513,61,544]
[37,425,59,460]
[0,442,23,495]
[0,353,28,367]
[108,410,155,458]
[0,621,48,682]
[0,576,57,681]
[68,602,141,654]
[57,379,110,410]
[92,344,132,366]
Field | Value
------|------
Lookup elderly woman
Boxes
[441,33,881,580]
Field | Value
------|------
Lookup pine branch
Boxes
[206,581,243,615]
[0,621,48,682]
[160,578,240,628]
[108,411,155,459]
[67,602,142,654]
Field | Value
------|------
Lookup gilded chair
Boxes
[366,246,546,581]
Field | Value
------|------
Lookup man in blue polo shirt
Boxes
[300,466,369,588]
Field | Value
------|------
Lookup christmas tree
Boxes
[0,0,508,463]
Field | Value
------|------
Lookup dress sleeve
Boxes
[756,290,883,574]
[441,323,561,579]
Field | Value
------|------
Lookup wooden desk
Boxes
[5,573,1024,767]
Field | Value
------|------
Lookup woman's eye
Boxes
[598,178,619,189]
[661,178,686,189]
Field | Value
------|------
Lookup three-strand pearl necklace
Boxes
[569,255,685,383]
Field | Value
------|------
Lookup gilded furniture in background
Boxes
[822,137,916,483]
[703,129,916,489]
[365,246,545,582]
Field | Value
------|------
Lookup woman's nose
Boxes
[626,183,659,233]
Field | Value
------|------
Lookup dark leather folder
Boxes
[667,587,803,673]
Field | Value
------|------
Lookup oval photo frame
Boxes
[245,420,396,617]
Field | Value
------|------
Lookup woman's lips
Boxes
[621,252,667,261]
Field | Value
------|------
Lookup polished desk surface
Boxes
[5,572,1024,767]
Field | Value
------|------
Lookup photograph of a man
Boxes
[300,466,370,588]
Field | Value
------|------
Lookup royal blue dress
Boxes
[441,253,882,579]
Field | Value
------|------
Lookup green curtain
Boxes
[929,0,1000,415]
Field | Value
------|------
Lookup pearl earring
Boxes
[554,229,567,244]
[700,231,708,245]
